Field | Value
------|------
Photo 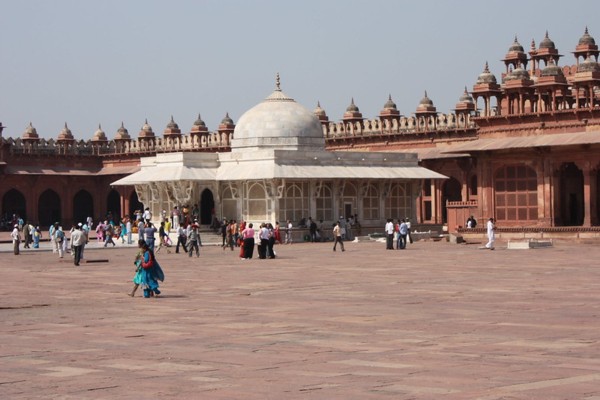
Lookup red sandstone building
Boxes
[2,29,600,231]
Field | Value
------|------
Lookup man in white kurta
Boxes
[485,218,495,250]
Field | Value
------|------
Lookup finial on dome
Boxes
[545,30,549,39]
[145,118,148,124]
[317,101,321,107]
[98,123,102,130]
[531,38,536,49]
[275,72,281,91]
[424,90,428,98]
[484,61,490,72]
[514,35,518,43]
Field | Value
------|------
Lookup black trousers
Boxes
[243,238,255,259]
[259,239,268,259]
[73,245,82,265]
[176,236,188,253]
[386,234,394,249]
[267,238,275,258]
[333,236,344,251]
[188,240,199,257]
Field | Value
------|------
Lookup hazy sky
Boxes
[1,0,598,139]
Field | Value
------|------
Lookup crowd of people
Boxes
[6,204,500,302]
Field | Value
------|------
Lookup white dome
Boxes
[231,87,325,152]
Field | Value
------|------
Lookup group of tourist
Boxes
[217,218,279,260]
[384,218,413,250]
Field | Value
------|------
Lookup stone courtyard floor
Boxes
[1,238,600,399]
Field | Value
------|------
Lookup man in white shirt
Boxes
[385,219,395,250]
[485,217,496,250]
[285,220,293,244]
[259,223,270,259]
[11,224,20,255]
[71,224,85,266]
[143,207,152,223]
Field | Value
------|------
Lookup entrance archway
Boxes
[200,188,215,225]
[107,190,121,222]
[73,190,94,225]
[560,162,583,226]
[442,177,462,223]
[2,189,26,225]
[38,189,61,227]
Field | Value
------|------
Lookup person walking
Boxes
[56,226,65,258]
[33,226,42,248]
[187,222,201,257]
[333,222,345,252]
[23,221,32,248]
[137,219,145,243]
[144,222,157,251]
[11,224,21,255]
[138,240,164,298]
[126,217,133,244]
[285,220,293,244]
[175,223,188,254]
[398,219,408,249]
[49,222,59,253]
[220,219,228,247]
[485,217,496,250]
[104,221,116,247]
[171,206,180,230]
[156,222,172,254]
[71,224,85,266]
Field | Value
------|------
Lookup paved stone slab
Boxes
[1,239,600,399]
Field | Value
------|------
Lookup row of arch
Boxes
[2,188,143,227]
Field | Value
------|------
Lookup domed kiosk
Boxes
[112,76,446,228]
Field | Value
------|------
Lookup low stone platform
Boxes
[1,240,600,399]
[508,238,554,249]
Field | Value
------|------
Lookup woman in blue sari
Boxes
[134,240,165,298]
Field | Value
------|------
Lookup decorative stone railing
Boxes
[323,112,477,140]
[1,112,481,157]
[2,132,233,157]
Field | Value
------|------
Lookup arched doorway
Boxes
[129,191,143,219]
[560,162,583,226]
[442,177,462,223]
[2,189,27,225]
[107,190,121,223]
[73,190,94,225]
[38,189,61,227]
[200,188,215,225]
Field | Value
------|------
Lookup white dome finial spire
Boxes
[275,72,281,91]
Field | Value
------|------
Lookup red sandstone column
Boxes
[582,163,593,227]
